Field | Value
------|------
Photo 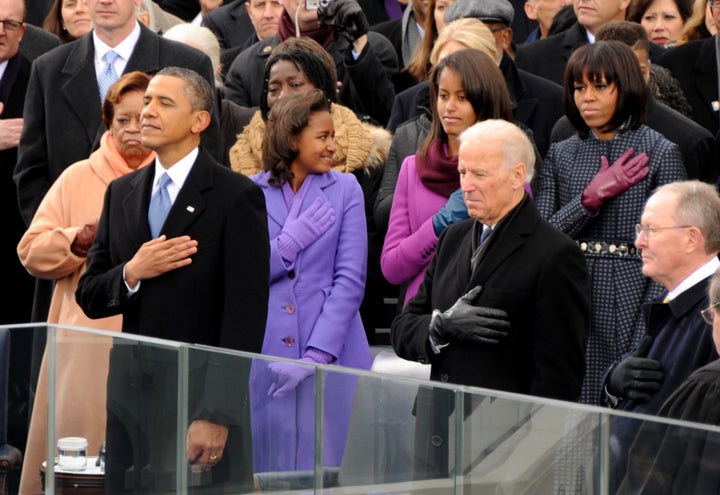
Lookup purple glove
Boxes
[267,348,333,398]
[581,148,650,215]
[277,198,335,263]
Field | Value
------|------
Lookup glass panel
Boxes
[12,323,720,494]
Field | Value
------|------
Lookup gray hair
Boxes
[710,267,720,307]
[458,119,535,183]
[653,180,720,254]
[163,24,222,88]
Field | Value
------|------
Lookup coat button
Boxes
[431,435,443,447]
[440,373,449,382]
[288,270,296,279]
[285,304,296,313]
[282,337,295,347]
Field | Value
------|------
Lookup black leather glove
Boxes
[318,0,369,43]
[607,335,663,402]
[429,286,510,347]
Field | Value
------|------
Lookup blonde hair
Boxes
[430,18,498,66]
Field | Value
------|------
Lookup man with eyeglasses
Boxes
[0,1,46,493]
[602,180,720,491]
[656,0,720,136]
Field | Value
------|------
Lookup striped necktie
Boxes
[98,50,119,102]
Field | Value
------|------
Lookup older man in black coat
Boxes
[391,120,590,479]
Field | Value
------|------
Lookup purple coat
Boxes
[249,170,373,472]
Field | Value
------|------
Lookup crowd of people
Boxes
[3,0,720,491]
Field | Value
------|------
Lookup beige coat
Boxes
[17,133,154,495]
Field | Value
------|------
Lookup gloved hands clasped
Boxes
[429,286,510,349]
[432,188,469,237]
[267,347,334,398]
[581,147,650,215]
[277,198,335,263]
[318,0,370,43]
[607,335,663,402]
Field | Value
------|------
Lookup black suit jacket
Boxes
[202,0,255,50]
[19,24,61,62]
[657,36,720,136]
[14,23,221,226]
[514,22,588,85]
[76,149,269,493]
[551,96,720,183]
[516,22,666,86]
[0,52,34,325]
[391,196,590,401]
[77,149,268,347]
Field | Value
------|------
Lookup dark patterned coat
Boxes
[536,125,687,405]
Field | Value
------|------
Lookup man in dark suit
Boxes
[202,0,255,49]
[0,2,47,491]
[76,67,269,494]
[514,0,658,84]
[14,0,220,228]
[656,5,720,136]
[391,119,590,478]
[206,0,283,81]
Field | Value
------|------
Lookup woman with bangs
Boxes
[536,41,687,405]
[381,48,514,307]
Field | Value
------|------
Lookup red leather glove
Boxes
[70,221,99,257]
[581,148,650,215]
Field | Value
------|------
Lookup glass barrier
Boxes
[5,323,720,494]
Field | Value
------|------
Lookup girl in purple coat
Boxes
[249,90,372,474]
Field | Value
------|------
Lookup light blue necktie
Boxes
[479,225,492,245]
[148,173,172,238]
[98,50,119,102]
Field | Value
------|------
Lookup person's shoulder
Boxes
[517,69,563,95]
[657,38,707,65]
[515,30,567,55]
[31,36,80,67]
[366,30,395,49]
[237,35,278,61]
[649,100,713,140]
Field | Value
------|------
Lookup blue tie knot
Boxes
[104,50,119,65]
[157,172,172,190]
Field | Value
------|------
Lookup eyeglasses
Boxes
[634,224,692,240]
[0,19,24,31]
[701,302,720,325]
[709,0,720,10]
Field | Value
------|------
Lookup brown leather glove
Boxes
[71,221,99,257]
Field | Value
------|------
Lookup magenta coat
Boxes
[249,170,373,473]
[381,154,445,306]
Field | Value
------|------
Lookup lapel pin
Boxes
[186,206,195,213]
[712,101,720,112]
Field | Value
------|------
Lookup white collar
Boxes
[666,257,720,301]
